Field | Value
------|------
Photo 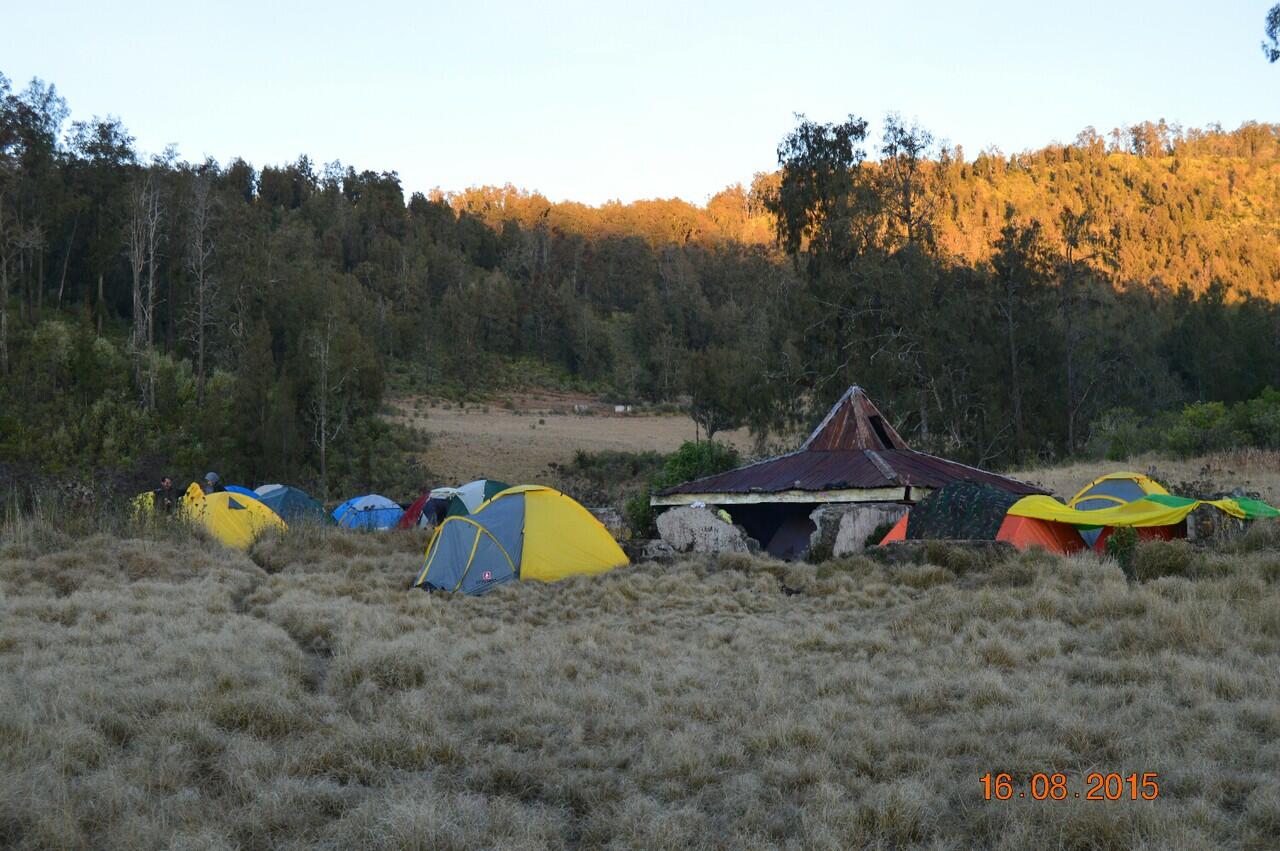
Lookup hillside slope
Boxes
[450,122,1280,298]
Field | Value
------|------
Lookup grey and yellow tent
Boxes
[441,479,511,518]
[414,486,627,594]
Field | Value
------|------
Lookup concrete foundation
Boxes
[810,503,909,557]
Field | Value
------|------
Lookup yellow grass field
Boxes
[387,393,754,486]
[2,515,1278,849]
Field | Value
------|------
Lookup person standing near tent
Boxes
[152,476,177,514]
[202,472,223,494]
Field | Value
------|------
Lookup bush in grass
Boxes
[1083,389,1280,461]
[1164,401,1243,457]
[614,441,741,538]
[1106,526,1139,579]
[1132,539,1207,581]
[624,493,656,538]
[651,440,740,490]
[865,519,896,549]
[570,449,665,483]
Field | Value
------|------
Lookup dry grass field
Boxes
[387,393,755,486]
[2,514,1278,849]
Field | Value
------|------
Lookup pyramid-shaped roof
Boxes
[655,385,1045,501]
[800,386,908,451]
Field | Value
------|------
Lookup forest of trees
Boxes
[2,69,1280,499]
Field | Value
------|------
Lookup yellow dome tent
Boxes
[131,490,156,517]
[1066,472,1171,548]
[414,485,628,594]
[180,483,287,550]
[1068,472,1169,510]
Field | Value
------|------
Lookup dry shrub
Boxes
[1243,782,1280,849]
[856,779,942,844]
[250,525,428,575]
[207,689,312,739]
[328,782,567,851]
[815,554,882,581]
[893,563,956,590]
[913,540,1010,575]
[1231,518,1280,554]
[711,550,778,575]
[1132,540,1210,582]
[328,635,436,693]
[982,557,1037,588]
[1254,556,1280,584]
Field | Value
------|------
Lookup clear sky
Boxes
[3,1,1276,205]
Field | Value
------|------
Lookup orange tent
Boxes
[995,515,1085,554]
[880,514,908,544]
[878,507,1085,555]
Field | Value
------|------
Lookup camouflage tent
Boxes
[905,481,1019,541]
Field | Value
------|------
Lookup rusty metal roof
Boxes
[800,385,908,451]
[658,387,1045,497]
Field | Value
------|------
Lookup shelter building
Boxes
[651,386,1046,557]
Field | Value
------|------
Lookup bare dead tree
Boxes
[0,188,43,375]
[125,178,148,401]
[184,169,217,404]
[653,329,679,400]
[144,179,163,356]
[55,211,77,308]
[126,171,163,408]
[0,189,15,375]
[307,313,354,499]
[225,220,268,353]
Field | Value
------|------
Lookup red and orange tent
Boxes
[878,510,1085,554]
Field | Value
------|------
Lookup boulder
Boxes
[1185,504,1247,545]
[641,539,677,562]
[810,503,909,557]
[656,506,760,554]
[621,538,677,563]
[590,506,629,540]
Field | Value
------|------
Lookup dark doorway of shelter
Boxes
[724,503,818,560]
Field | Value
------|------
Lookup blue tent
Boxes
[333,494,404,530]
[255,484,330,524]
[224,485,262,501]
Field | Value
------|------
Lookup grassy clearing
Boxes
[1,520,1278,849]
[386,393,755,487]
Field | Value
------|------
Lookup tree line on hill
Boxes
[2,69,1280,500]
